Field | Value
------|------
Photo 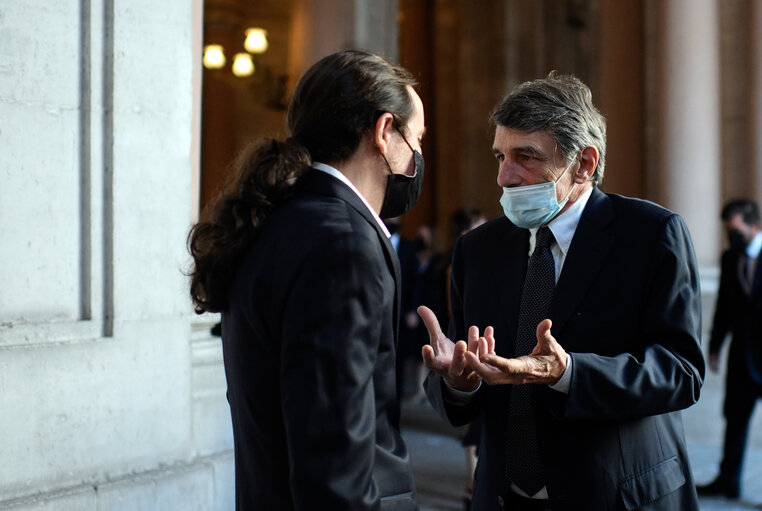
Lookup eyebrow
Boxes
[493,145,549,160]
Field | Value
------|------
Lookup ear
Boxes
[574,146,599,184]
[373,113,396,156]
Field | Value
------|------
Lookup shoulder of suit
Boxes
[264,191,379,247]
[463,216,511,239]
[600,192,680,226]
[456,216,518,252]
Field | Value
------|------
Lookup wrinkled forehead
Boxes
[493,127,558,152]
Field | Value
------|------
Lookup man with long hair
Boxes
[187,50,425,510]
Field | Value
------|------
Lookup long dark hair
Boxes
[188,50,417,313]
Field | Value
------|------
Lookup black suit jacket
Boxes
[426,188,705,510]
[709,245,762,384]
[222,169,418,510]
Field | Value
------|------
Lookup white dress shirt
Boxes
[746,231,762,260]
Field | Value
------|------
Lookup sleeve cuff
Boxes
[443,380,482,404]
[549,353,572,394]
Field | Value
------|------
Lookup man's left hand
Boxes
[465,319,567,385]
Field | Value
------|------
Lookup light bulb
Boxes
[203,44,226,69]
[244,28,269,54]
[232,53,255,77]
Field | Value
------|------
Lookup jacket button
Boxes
[498,495,504,508]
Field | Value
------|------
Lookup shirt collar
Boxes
[312,161,391,238]
[529,186,593,256]
[747,231,762,259]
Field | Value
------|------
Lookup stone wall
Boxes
[0,0,234,509]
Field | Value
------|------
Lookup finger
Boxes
[464,351,485,373]
[465,351,501,381]
[477,337,488,358]
[417,305,443,344]
[449,340,469,375]
[532,319,554,355]
[464,351,486,374]
[467,325,479,354]
[536,318,553,340]
[484,326,496,354]
[421,345,439,371]
[480,353,519,374]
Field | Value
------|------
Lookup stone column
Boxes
[653,0,721,267]
[597,0,645,198]
[288,0,398,92]
[191,0,203,221]
[749,0,762,202]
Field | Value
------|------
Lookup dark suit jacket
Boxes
[222,169,418,510]
[709,246,762,385]
[425,188,705,510]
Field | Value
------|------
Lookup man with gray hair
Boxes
[419,72,705,510]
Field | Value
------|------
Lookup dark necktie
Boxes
[506,226,555,496]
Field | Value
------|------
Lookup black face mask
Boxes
[728,230,748,251]
[379,131,425,219]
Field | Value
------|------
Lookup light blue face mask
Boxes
[499,160,576,229]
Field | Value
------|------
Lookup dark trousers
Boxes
[719,370,762,490]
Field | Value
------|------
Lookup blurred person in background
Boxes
[446,207,487,510]
[387,216,421,406]
[697,198,762,500]
[399,223,447,405]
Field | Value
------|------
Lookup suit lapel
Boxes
[300,169,402,345]
[382,235,402,347]
[551,188,615,335]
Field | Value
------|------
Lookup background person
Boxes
[387,216,421,406]
[446,207,487,510]
[697,198,762,500]
[399,223,447,404]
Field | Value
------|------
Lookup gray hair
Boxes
[490,71,607,186]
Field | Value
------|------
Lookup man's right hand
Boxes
[418,305,481,392]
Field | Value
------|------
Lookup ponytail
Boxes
[187,138,310,313]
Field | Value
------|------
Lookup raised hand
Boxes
[465,319,567,386]
[418,306,481,391]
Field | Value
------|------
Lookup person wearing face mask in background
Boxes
[696,199,762,501]
[385,216,422,407]
[187,50,424,510]
[397,224,447,405]
[417,72,704,510]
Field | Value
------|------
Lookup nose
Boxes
[497,160,522,188]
